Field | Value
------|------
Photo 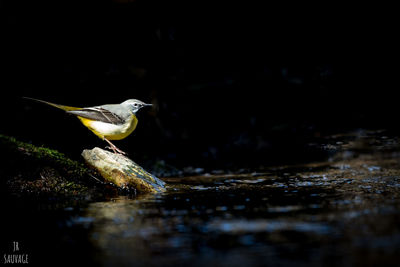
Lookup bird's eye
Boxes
[134,103,138,107]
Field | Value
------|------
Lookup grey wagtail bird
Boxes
[24,97,152,154]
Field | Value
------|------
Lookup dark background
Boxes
[1,0,398,173]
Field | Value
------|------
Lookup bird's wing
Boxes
[67,107,125,125]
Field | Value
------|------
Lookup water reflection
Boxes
[82,153,400,267]
[16,130,400,266]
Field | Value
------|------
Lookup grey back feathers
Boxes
[66,99,151,125]
[67,107,126,125]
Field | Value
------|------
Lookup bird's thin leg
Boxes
[104,138,126,155]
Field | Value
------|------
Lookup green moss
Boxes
[0,134,109,201]
[0,134,89,178]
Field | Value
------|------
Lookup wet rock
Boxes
[82,147,166,193]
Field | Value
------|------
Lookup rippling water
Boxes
[4,130,400,266]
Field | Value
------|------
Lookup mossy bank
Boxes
[0,134,114,203]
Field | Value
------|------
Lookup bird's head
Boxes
[122,99,153,114]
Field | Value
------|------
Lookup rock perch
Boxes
[82,147,166,193]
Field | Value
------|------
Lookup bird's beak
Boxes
[143,103,153,107]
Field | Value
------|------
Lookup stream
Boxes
[3,130,400,266]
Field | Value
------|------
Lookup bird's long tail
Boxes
[23,97,82,111]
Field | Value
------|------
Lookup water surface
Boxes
[4,130,400,266]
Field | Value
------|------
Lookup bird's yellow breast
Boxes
[77,115,138,141]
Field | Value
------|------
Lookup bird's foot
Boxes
[104,139,127,155]
[105,145,126,155]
